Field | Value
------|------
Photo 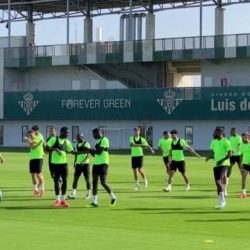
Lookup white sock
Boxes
[72,189,76,195]
[242,189,247,194]
[87,189,91,195]
[135,180,139,186]
[168,184,172,188]
[55,195,60,201]
[93,195,98,204]
[61,195,66,201]
[33,184,38,191]
[219,192,225,203]
[110,192,116,199]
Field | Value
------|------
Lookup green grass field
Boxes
[0,152,250,250]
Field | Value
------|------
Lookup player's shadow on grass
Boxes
[1,189,55,193]
[0,188,32,192]
[129,195,214,200]
[110,181,136,184]
[4,197,53,202]
[114,208,250,215]
[168,195,214,199]
[0,205,87,210]
[187,218,250,222]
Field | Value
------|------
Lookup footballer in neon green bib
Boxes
[164,129,200,193]
[46,127,74,207]
[130,127,155,191]
[226,128,242,190]
[239,132,250,198]
[206,128,232,209]
[158,131,172,177]
[68,133,91,200]
[25,125,46,198]
[83,128,116,207]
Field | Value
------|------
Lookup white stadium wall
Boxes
[0,36,26,48]
[1,120,250,150]
[201,58,250,87]
[4,66,126,92]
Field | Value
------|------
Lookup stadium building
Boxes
[0,0,250,149]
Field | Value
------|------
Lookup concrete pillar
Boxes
[26,5,35,47]
[131,14,136,40]
[125,16,130,41]
[84,17,93,43]
[214,6,224,48]
[26,22,35,47]
[145,13,155,40]
[120,15,125,41]
[215,6,224,36]
[137,14,143,40]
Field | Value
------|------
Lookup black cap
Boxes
[170,129,178,135]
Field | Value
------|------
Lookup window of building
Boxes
[0,126,3,145]
[139,126,153,147]
[185,126,193,145]
[90,79,101,89]
[22,126,29,142]
[72,126,79,143]
[98,126,107,136]
[72,80,81,90]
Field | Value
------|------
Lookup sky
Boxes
[0,3,249,45]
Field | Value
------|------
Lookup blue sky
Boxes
[0,3,249,45]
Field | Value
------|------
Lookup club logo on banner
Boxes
[18,92,39,116]
[157,89,183,115]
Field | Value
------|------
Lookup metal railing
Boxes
[154,33,250,51]
[4,33,250,61]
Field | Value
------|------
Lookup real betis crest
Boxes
[157,89,183,115]
[18,92,39,116]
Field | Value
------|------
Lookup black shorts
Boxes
[50,163,68,179]
[92,164,108,176]
[213,166,228,181]
[131,156,143,169]
[163,155,170,165]
[230,155,241,165]
[29,159,43,174]
[170,160,186,174]
[75,163,90,176]
[243,164,250,172]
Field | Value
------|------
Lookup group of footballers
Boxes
[0,125,249,210]
[157,127,250,209]
[24,125,116,208]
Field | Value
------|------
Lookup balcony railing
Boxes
[4,33,250,64]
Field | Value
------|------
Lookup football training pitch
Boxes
[0,152,249,250]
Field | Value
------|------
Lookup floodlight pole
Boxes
[8,0,11,48]
[129,0,132,40]
[199,0,203,49]
[66,0,70,45]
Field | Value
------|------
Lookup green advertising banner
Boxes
[4,87,250,120]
